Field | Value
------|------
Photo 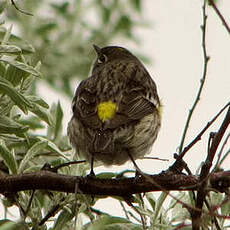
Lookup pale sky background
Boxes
[1,0,230,222]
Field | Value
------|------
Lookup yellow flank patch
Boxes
[97,101,118,122]
[158,101,163,118]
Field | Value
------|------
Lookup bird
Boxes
[68,45,161,176]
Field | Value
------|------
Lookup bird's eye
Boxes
[97,54,107,64]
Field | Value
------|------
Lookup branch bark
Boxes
[0,170,230,196]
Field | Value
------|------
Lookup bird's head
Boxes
[92,45,138,73]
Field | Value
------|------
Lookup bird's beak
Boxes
[93,44,101,56]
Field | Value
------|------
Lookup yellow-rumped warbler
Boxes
[68,45,161,175]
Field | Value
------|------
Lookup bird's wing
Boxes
[72,77,102,129]
[104,64,160,129]
[72,63,160,130]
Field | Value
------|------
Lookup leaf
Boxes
[102,6,112,24]
[0,76,32,113]
[0,61,6,77]
[19,116,45,130]
[0,115,29,134]
[221,194,230,216]
[0,45,21,54]
[0,27,35,54]
[0,139,17,174]
[115,15,132,32]
[53,208,74,230]
[146,193,156,211]
[153,192,167,222]
[2,25,13,45]
[28,102,52,125]
[37,137,69,160]
[96,172,117,179]
[0,56,42,77]
[54,101,63,139]
[18,140,48,173]
[20,61,41,91]
[86,216,142,230]
[0,221,22,230]
[27,95,49,109]
[5,57,30,86]
[0,0,7,15]
[130,0,142,12]
[36,23,57,35]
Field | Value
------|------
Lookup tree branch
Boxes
[10,0,33,16]
[208,0,230,35]
[192,105,230,229]
[0,170,229,196]
[178,0,210,154]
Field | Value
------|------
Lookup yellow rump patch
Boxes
[97,101,118,122]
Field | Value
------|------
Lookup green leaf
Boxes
[0,115,29,134]
[54,101,63,139]
[102,7,112,24]
[153,192,167,222]
[0,27,35,54]
[37,137,69,160]
[2,25,13,45]
[36,23,57,35]
[146,193,156,211]
[53,208,74,230]
[5,57,30,86]
[28,102,52,125]
[221,194,230,216]
[96,172,117,179]
[0,76,32,113]
[18,140,48,173]
[0,45,22,54]
[27,95,49,109]
[0,221,22,230]
[86,216,142,230]
[0,139,17,174]
[19,116,45,130]
[115,15,132,32]
[0,61,6,76]
[0,0,7,14]
[0,56,42,77]
[130,0,142,12]
[51,2,69,14]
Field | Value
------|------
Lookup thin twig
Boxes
[208,0,230,35]
[204,199,221,230]
[119,201,130,220]
[52,160,86,172]
[125,198,146,230]
[218,148,230,168]
[36,198,65,228]
[178,0,210,154]
[174,102,230,161]
[190,2,208,228]
[11,0,33,16]
[142,156,169,162]
[24,190,35,218]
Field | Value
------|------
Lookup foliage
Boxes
[6,0,145,98]
[0,1,229,230]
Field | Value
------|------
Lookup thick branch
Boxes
[193,105,230,228]
[0,170,229,196]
